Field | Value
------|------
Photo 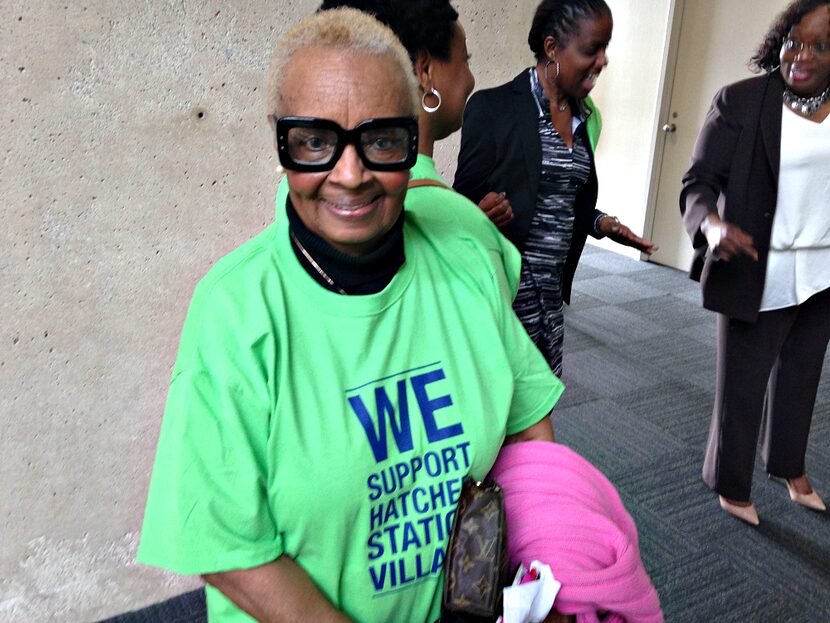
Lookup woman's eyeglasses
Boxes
[276,116,418,172]
[782,37,830,56]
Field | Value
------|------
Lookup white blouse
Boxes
[759,106,830,311]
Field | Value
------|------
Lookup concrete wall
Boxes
[0,2,543,620]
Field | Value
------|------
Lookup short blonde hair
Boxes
[265,7,419,118]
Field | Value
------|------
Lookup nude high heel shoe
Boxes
[786,480,826,512]
[718,496,760,526]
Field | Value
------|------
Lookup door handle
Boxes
[662,123,677,133]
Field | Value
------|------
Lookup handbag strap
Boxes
[408,178,450,190]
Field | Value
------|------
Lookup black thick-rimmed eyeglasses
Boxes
[275,116,419,172]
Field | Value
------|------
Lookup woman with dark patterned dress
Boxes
[454,0,656,375]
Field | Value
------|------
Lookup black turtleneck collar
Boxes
[286,195,405,295]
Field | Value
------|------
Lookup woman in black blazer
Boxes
[454,0,655,375]
[681,0,830,525]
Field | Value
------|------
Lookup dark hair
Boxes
[527,0,612,60]
[318,0,459,62]
[750,0,830,72]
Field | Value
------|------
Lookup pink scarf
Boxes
[489,441,663,623]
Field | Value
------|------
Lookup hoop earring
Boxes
[544,58,560,83]
[422,87,442,113]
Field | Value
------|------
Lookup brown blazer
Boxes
[680,72,784,323]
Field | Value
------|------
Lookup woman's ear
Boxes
[413,49,433,92]
[267,114,278,151]
[543,35,559,60]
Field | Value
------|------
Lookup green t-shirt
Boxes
[139,184,563,623]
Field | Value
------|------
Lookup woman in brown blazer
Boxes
[681,0,830,525]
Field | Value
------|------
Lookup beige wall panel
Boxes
[0,1,538,620]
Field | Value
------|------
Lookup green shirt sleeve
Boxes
[137,276,282,575]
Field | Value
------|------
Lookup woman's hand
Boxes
[478,191,515,228]
[700,214,758,261]
[599,216,659,255]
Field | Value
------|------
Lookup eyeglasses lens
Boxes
[361,127,411,164]
[783,38,830,55]
[286,127,338,165]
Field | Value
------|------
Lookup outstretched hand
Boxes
[599,216,659,255]
[478,191,515,228]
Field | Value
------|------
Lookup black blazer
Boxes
[680,72,783,322]
[453,69,600,305]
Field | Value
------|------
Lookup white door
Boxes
[648,0,787,270]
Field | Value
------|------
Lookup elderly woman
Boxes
[275,0,519,300]
[681,0,830,525]
[454,0,657,376]
[138,8,563,623]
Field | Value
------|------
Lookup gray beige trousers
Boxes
[702,287,830,501]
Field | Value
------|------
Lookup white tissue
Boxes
[499,561,562,623]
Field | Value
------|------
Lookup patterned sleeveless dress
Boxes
[512,69,591,375]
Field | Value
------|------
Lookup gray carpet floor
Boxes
[105,246,830,623]
[557,245,830,622]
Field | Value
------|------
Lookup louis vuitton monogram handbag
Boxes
[440,477,509,623]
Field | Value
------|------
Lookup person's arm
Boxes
[680,85,756,261]
[203,557,353,623]
[504,414,555,445]
[454,92,515,227]
[454,92,495,206]
[595,214,659,255]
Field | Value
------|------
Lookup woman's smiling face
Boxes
[779,4,830,98]
[281,47,413,256]
[554,11,613,99]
